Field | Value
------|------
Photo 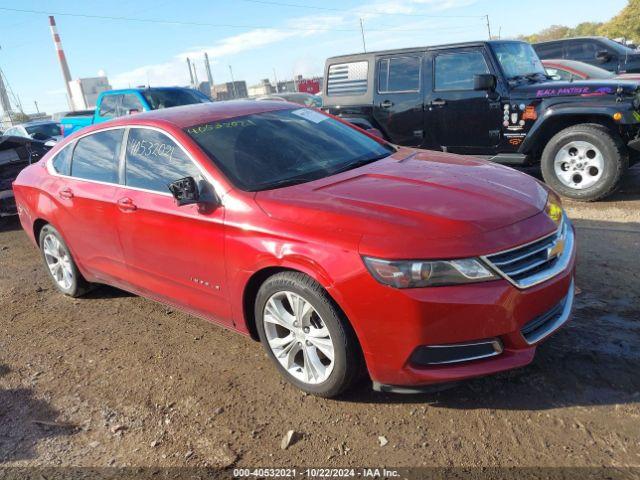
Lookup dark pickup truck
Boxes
[323,40,640,201]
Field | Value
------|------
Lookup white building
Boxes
[68,76,112,110]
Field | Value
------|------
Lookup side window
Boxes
[566,41,599,61]
[120,94,144,115]
[99,95,121,118]
[125,128,200,193]
[71,129,123,183]
[378,56,420,93]
[545,67,573,81]
[52,143,73,175]
[535,43,562,59]
[435,51,490,91]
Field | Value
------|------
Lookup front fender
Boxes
[519,103,636,153]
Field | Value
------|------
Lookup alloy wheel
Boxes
[553,140,604,190]
[42,233,74,290]
[262,291,335,384]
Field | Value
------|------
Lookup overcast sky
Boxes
[0,0,629,113]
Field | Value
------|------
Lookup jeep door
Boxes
[114,126,231,325]
[424,47,502,153]
[372,54,425,146]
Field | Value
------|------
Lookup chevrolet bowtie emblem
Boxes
[547,238,565,260]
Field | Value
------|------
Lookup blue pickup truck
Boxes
[61,87,211,137]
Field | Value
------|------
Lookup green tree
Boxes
[599,0,640,40]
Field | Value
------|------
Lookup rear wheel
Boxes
[39,224,91,297]
[255,272,361,397]
[541,124,628,201]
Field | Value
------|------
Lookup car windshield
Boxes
[492,42,546,80]
[25,123,61,138]
[142,88,210,110]
[186,107,394,191]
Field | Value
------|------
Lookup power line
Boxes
[236,0,485,18]
[0,6,484,33]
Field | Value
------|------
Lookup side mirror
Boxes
[596,50,611,63]
[128,109,141,115]
[366,128,384,139]
[168,176,200,206]
[474,73,497,91]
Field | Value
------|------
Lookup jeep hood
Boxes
[255,149,554,258]
[512,79,640,99]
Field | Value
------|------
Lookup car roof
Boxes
[326,39,524,60]
[88,100,296,131]
[534,36,608,45]
[22,120,58,126]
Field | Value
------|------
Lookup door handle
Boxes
[380,100,394,109]
[59,188,74,199]
[117,197,137,212]
[430,99,447,107]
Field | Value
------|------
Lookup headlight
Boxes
[363,257,497,288]
[544,192,564,227]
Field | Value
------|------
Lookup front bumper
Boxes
[341,222,577,390]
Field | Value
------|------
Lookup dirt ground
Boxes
[0,166,639,474]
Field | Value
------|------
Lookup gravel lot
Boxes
[0,166,639,473]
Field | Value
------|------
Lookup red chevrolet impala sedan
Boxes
[13,101,576,397]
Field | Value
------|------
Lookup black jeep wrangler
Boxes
[322,40,640,201]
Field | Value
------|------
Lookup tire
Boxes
[255,271,362,397]
[540,124,628,202]
[39,224,91,297]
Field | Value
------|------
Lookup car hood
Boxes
[255,149,553,258]
[512,79,640,99]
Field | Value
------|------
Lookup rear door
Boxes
[114,126,231,324]
[372,53,425,146]
[424,47,502,152]
[49,128,128,283]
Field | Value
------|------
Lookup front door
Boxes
[425,48,502,153]
[114,127,231,325]
[372,54,425,146]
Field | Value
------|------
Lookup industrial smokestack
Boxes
[48,16,74,110]
[204,53,215,99]
[186,58,195,88]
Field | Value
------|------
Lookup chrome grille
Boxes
[483,216,573,289]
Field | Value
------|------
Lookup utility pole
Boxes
[273,68,279,93]
[34,100,40,114]
[228,65,237,99]
[204,53,215,100]
[186,58,195,88]
[485,14,492,40]
[360,18,367,53]
[191,62,199,88]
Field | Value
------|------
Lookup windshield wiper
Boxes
[330,153,392,176]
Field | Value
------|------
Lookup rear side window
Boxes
[71,129,123,183]
[125,128,200,193]
[327,61,368,96]
[99,95,121,118]
[535,43,563,59]
[378,56,421,93]
[52,144,73,175]
[435,51,490,91]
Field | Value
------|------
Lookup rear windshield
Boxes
[25,123,61,139]
[186,108,393,191]
[142,88,210,110]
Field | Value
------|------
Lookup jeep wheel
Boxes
[541,124,628,202]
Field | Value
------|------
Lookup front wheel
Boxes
[540,124,628,202]
[255,272,362,397]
